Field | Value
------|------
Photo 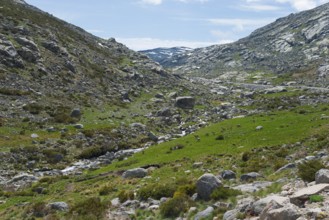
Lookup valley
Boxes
[0,0,329,219]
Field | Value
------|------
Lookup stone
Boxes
[122,168,147,179]
[290,184,329,206]
[156,107,171,117]
[31,133,39,138]
[240,172,262,182]
[256,126,263,130]
[42,41,60,53]
[70,109,81,118]
[130,123,146,130]
[315,169,329,184]
[275,163,296,173]
[194,206,214,220]
[261,203,300,220]
[252,195,290,215]
[233,181,273,193]
[74,124,84,129]
[148,132,158,142]
[17,47,39,62]
[15,37,38,51]
[196,173,222,200]
[175,96,195,109]
[47,202,69,211]
[223,209,239,220]
[221,170,236,180]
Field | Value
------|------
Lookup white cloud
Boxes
[140,0,162,5]
[240,0,328,11]
[177,0,209,3]
[240,3,281,11]
[116,37,228,50]
[207,18,275,31]
[140,0,209,5]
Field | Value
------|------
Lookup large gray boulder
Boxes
[315,169,329,184]
[260,203,300,220]
[196,173,222,200]
[252,195,289,215]
[122,168,147,179]
[175,96,195,109]
[290,183,329,206]
[194,206,214,220]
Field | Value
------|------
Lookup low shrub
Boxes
[309,194,324,203]
[210,187,241,201]
[160,193,192,218]
[118,190,134,203]
[78,146,106,159]
[298,160,325,182]
[137,183,177,201]
[215,134,224,140]
[23,103,44,114]
[70,197,107,219]
[99,185,117,196]
[176,184,196,197]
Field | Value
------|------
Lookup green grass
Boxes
[94,105,329,173]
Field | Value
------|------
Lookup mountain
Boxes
[0,0,215,175]
[161,3,329,87]
[139,47,192,65]
[1,1,329,220]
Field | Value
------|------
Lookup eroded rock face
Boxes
[196,173,222,200]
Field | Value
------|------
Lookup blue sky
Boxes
[25,0,329,50]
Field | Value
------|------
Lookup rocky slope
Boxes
[0,0,219,178]
[140,47,192,66]
[161,3,329,87]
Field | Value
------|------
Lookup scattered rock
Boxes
[70,109,81,118]
[240,172,262,182]
[290,184,329,206]
[175,96,195,109]
[196,173,222,200]
[315,169,329,184]
[221,170,236,180]
[256,126,263,130]
[74,124,84,129]
[122,168,148,179]
[47,202,69,212]
[252,195,289,215]
[194,206,214,220]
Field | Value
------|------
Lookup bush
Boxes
[215,134,224,140]
[29,202,49,218]
[137,183,177,201]
[78,146,106,159]
[118,190,134,203]
[70,197,106,219]
[210,187,241,201]
[309,194,324,203]
[23,103,44,114]
[298,160,325,182]
[99,185,116,196]
[160,193,192,218]
[176,184,196,197]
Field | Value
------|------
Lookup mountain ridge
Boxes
[150,2,329,87]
